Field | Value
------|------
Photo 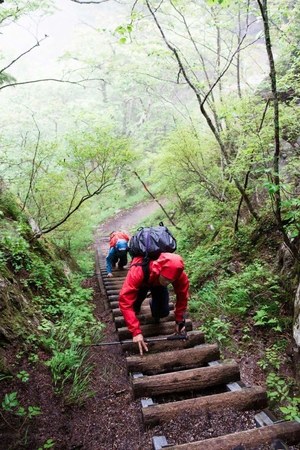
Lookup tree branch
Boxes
[21,116,41,212]
[0,77,105,91]
[0,35,48,75]
[35,180,113,238]
[133,170,180,229]
[70,0,110,3]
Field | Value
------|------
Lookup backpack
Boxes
[129,222,177,282]
[128,222,177,258]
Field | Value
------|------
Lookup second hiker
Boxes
[106,230,130,278]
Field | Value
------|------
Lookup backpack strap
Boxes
[130,257,150,283]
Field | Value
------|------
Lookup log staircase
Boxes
[95,243,300,449]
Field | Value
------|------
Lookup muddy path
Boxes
[95,200,163,238]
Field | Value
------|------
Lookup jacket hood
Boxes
[153,253,184,281]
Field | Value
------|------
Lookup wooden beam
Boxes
[127,344,220,375]
[118,319,192,340]
[164,421,300,449]
[143,386,267,425]
[121,330,205,353]
[132,360,239,398]
[115,311,175,328]
[112,303,174,318]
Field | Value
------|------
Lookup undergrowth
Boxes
[176,216,299,422]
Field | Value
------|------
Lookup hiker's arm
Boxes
[133,333,148,356]
[106,247,116,275]
[119,267,144,337]
[173,271,189,323]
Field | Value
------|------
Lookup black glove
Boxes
[176,320,186,332]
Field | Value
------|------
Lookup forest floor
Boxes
[0,201,299,450]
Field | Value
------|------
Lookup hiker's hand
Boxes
[175,320,186,335]
[133,334,148,356]
[107,273,113,278]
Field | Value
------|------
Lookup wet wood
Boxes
[106,289,120,297]
[132,360,240,398]
[127,344,219,375]
[100,271,128,279]
[118,319,193,340]
[115,311,175,328]
[121,330,205,353]
[103,281,125,289]
[165,421,300,449]
[112,303,174,318]
[143,386,267,425]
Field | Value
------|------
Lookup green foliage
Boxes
[0,231,31,271]
[185,235,234,287]
[26,257,55,290]
[114,23,133,44]
[200,317,231,344]
[38,439,55,450]
[280,397,300,422]
[1,391,41,419]
[16,370,30,383]
[266,372,292,404]
[34,277,104,402]
[257,343,285,371]
[253,303,282,331]
[0,71,16,86]
[189,259,282,324]
[282,198,300,238]
[0,191,22,220]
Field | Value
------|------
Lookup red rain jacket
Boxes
[119,253,189,337]
[109,231,130,248]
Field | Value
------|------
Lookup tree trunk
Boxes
[257,0,299,260]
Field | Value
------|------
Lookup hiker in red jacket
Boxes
[119,253,189,355]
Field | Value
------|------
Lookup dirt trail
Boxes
[95,200,163,239]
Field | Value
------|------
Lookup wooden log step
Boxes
[162,421,300,449]
[132,360,240,398]
[100,271,128,279]
[115,311,175,328]
[106,288,123,294]
[108,296,119,304]
[106,289,122,295]
[109,298,156,308]
[118,319,193,340]
[127,344,220,375]
[103,280,125,287]
[112,303,175,318]
[143,386,267,425]
[104,285,124,291]
[121,330,205,354]
[110,301,120,309]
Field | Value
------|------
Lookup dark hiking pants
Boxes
[112,250,128,269]
[133,285,170,320]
